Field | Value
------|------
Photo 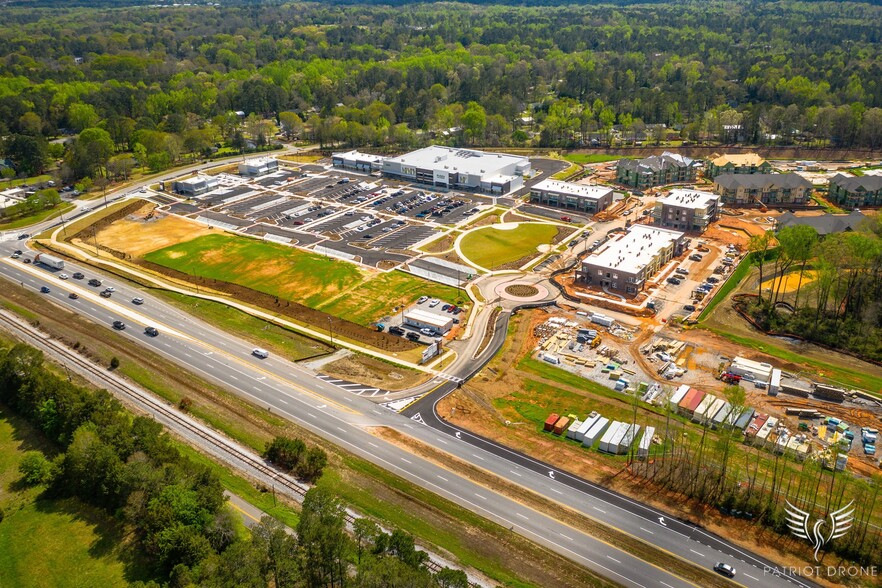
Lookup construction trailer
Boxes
[732,407,756,430]
[668,384,690,412]
[574,413,601,442]
[612,424,641,455]
[710,401,733,429]
[755,417,779,445]
[745,413,769,438]
[728,356,773,382]
[681,389,706,418]
[582,417,610,448]
[598,421,625,453]
[769,369,782,396]
[637,426,656,459]
[692,394,718,423]
[677,388,700,416]
[702,397,726,425]
[566,418,584,440]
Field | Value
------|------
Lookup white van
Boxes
[252,348,269,359]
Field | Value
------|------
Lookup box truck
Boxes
[34,253,65,270]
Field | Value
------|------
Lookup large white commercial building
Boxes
[529,179,614,214]
[332,150,386,173]
[402,308,453,335]
[173,175,220,196]
[577,224,686,295]
[238,157,279,177]
[382,145,531,194]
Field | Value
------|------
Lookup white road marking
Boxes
[593,507,606,514]
[689,549,705,557]
[639,527,654,535]
[509,470,522,477]
[744,574,759,581]
[516,512,529,520]
[368,442,379,448]
[471,453,484,461]
[401,457,412,464]
[660,582,675,588]
[606,555,621,564]
[307,412,317,419]
[437,475,448,482]
[336,427,347,433]
[276,399,288,404]
[559,533,573,541]
[474,493,487,500]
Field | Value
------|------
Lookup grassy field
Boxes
[0,202,74,230]
[1,173,51,189]
[0,407,152,588]
[459,223,558,269]
[563,154,625,164]
[144,233,462,325]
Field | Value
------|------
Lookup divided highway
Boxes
[0,226,816,588]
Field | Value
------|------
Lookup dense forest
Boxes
[0,342,469,587]
[2,1,882,184]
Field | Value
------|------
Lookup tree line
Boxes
[1,342,469,587]
[747,215,882,362]
[3,2,882,184]
[633,384,881,569]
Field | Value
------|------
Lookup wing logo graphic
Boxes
[784,500,855,561]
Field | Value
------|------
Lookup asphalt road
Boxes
[0,248,695,588]
[0,205,817,588]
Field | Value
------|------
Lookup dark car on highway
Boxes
[112,321,126,330]
[40,286,50,293]
[145,326,159,337]
[73,272,85,279]
[713,563,735,578]
[88,278,102,286]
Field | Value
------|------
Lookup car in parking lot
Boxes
[428,299,440,307]
[417,296,428,304]
[419,328,435,336]
[40,286,50,293]
[406,331,421,342]
[132,297,144,305]
[73,272,84,279]
[442,304,451,311]
[447,305,457,313]
[145,326,159,337]
[683,304,696,312]
[689,254,703,262]
[706,276,720,284]
[675,268,689,275]
[112,320,126,330]
[388,326,405,336]
[666,277,682,285]
[713,563,735,578]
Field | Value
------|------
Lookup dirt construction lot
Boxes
[93,207,213,256]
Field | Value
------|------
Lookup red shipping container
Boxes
[544,413,560,432]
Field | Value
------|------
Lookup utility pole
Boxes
[328,316,334,347]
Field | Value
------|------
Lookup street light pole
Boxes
[328,316,334,347]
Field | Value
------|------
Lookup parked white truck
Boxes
[34,253,65,270]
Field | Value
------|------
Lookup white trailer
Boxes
[692,394,717,423]
[582,417,610,448]
[668,384,689,413]
[637,426,656,459]
[598,421,623,453]
[574,413,601,442]
[612,424,640,455]
[566,419,584,440]
[702,397,726,425]
[728,356,773,382]
[33,253,64,270]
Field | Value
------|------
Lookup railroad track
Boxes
[0,310,472,584]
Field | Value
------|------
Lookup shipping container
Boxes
[769,369,782,396]
[544,413,559,432]
[637,426,656,459]
[677,388,700,415]
[745,413,769,437]
[598,421,624,453]
[613,424,641,455]
[683,389,706,417]
[582,417,610,448]
[553,416,570,435]
[702,397,726,425]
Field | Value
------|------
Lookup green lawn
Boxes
[459,223,558,269]
[0,408,152,588]
[0,202,74,230]
[563,154,625,164]
[1,173,51,189]
[144,233,462,326]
